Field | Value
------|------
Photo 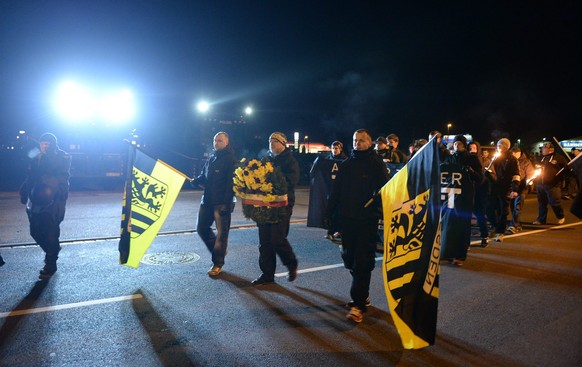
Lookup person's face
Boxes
[388,139,398,148]
[573,149,581,156]
[542,145,554,155]
[331,145,342,156]
[213,133,228,151]
[453,141,465,152]
[482,150,489,157]
[269,138,285,155]
[353,132,372,151]
[468,144,477,154]
[408,145,414,154]
[39,141,51,154]
[375,141,387,151]
[497,144,508,153]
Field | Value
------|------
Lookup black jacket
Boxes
[537,152,567,187]
[491,151,520,194]
[272,148,300,208]
[195,146,236,205]
[327,147,389,220]
[20,147,71,203]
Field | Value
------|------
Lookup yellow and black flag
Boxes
[379,137,441,349]
[119,146,187,268]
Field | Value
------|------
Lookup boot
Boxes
[39,253,58,279]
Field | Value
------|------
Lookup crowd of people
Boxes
[3,129,579,326]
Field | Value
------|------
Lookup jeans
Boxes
[536,184,564,223]
[509,191,526,229]
[197,203,232,267]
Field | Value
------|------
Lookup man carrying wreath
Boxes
[251,132,300,286]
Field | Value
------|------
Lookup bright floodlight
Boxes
[197,101,210,113]
[244,106,253,115]
[99,88,136,124]
[53,81,96,121]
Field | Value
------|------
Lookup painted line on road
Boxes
[469,221,582,245]
[0,294,143,319]
[275,256,383,278]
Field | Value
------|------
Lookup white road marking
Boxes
[0,294,143,319]
[2,222,579,316]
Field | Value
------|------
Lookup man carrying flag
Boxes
[119,145,187,268]
[326,129,389,323]
[379,137,441,349]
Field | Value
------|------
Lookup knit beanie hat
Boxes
[453,134,467,147]
[497,138,511,150]
[39,132,58,145]
[269,132,287,146]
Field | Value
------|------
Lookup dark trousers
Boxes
[536,184,564,223]
[257,207,297,280]
[494,194,510,234]
[197,203,232,267]
[473,186,489,237]
[341,218,378,312]
[27,200,66,269]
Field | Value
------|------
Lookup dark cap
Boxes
[375,136,387,144]
[453,134,467,147]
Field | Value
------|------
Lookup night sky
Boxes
[1,1,580,153]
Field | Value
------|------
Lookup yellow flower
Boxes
[263,194,276,202]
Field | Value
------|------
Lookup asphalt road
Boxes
[1,189,581,367]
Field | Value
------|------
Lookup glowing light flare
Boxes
[53,81,137,124]
[244,106,253,115]
[527,168,542,185]
[53,81,96,121]
[197,101,210,113]
[98,89,136,124]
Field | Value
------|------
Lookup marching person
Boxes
[440,135,484,265]
[507,146,535,233]
[386,133,407,163]
[468,140,491,246]
[252,132,299,286]
[19,132,71,279]
[489,138,520,242]
[327,129,389,323]
[192,132,237,276]
[533,142,567,225]
[309,140,347,240]
[329,140,348,160]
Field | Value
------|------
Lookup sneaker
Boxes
[346,307,364,323]
[325,234,334,240]
[251,276,275,286]
[207,266,223,276]
[507,226,517,234]
[287,267,298,282]
[480,237,489,248]
[452,259,464,266]
[557,218,565,225]
[39,266,57,279]
[495,233,504,242]
[532,221,544,225]
[346,296,372,309]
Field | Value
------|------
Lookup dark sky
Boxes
[1,1,580,152]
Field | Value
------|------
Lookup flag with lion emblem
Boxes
[119,147,187,268]
[379,137,441,349]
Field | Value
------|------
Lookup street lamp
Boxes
[244,106,253,115]
[447,123,452,135]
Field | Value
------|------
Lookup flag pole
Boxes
[118,131,137,264]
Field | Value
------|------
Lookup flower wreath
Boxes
[233,157,288,224]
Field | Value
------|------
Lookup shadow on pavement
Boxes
[131,289,196,367]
